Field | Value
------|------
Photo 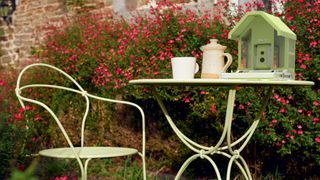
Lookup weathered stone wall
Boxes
[0,0,218,68]
[0,0,115,68]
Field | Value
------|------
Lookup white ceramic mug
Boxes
[171,57,199,79]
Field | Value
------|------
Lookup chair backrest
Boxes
[15,63,145,161]
[16,63,90,148]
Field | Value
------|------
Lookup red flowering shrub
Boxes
[283,0,320,83]
[39,2,236,96]
[253,0,319,176]
[0,71,36,178]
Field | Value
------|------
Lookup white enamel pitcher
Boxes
[200,39,233,79]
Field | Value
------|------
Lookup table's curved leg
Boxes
[215,151,250,178]
[175,154,222,180]
[153,88,226,179]
[225,87,273,180]
[152,86,273,179]
[153,90,224,153]
[223,89,251,180]
[227,154,251,180]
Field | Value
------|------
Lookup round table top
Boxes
[129,79,314,87]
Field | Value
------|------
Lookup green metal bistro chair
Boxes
[15,63,146,180]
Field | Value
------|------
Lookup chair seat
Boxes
[39,147,138,159]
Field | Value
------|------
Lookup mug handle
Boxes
[194,63,200,74]
[222,53,233,72]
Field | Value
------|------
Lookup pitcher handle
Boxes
[222,53,233,72]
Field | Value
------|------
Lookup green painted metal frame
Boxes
[15,63,146,180]
[153,87,272,180]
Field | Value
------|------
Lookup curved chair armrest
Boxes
[86,93,146,158]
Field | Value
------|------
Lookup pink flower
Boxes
[275,141,282,147]
[55,176,68,180]
[285,134,294,140]
[307,111,311,116]
[25,105,32,111]
[34,115,42,122]
[32,137,37,142]
[114,84,120,89]
[115,67,122,75]
[271,119,278,123]
[292,129,297,134]
[14,113,23,120]
[315,137,320,143]
[200,90,206,95]
[286,15,294,21]
[309,41,317,47]
[211,103,215,113]
[7,117,13,123]
[290,25,296,31]
[298,130,303,135]
[300,64,307,69]
[239,104,245,110]
[303,54,311,61]
[313,101,319,106]
[168,40,174,44]
[279,108,285,113]
[178,19,185,25]
[183,97,190,103]
[19,107,25,113]
[297,125,302,129]
[279,98,287,105]
[0,80,6,86]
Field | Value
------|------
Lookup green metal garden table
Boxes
[129,79,314,180]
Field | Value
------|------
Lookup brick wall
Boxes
[0,0,115,68]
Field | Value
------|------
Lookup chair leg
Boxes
[82,158,92,180]
[140,154,147,180]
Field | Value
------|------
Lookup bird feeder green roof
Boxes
[229,11,296,40]
[227,11,297,79]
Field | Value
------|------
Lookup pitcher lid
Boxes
[201,39,226,51]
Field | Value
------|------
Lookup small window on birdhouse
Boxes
[240,30,251,69]
[288,39,295,69]
[274,32,281,68]
[289,39,295,52]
